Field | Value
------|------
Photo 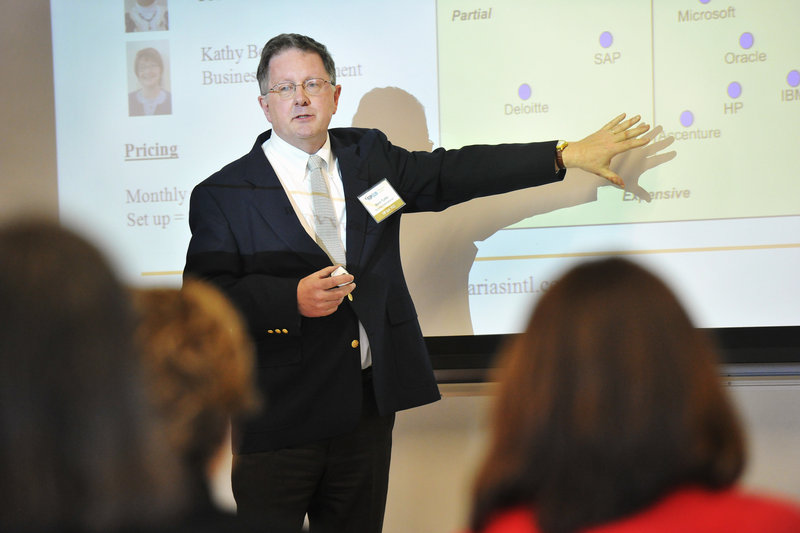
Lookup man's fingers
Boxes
[330,272,355,288]
[315,265,341,279]
[614,124,650,147]
[626,123,650,138]
[622,115,642,129]
[603,112,627,131]
[310,283,356,317]
[623,135,652,151]
[307,265,355,291]
[298,265,356,317]
[609,114,644,135]
[323,282,355,299]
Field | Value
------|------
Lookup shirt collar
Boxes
[265,131,333,181]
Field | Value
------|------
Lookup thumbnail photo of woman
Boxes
[127,44,172,117]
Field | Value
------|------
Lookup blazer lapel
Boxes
[333,136,369,273]
[243,133,327,270]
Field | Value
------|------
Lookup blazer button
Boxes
[351,339,359,349]
[282,329,289,334]
[267,330,274,334]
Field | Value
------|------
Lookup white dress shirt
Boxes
[263,132,372,369]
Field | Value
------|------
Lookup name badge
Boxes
[358,179,405,223]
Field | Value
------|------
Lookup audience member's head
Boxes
[0,219,182,532]
[132,279,260,481]
[470,257,745,533]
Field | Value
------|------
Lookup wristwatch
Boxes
[555,140,568,171]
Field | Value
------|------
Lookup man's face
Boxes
[258,48,341,154]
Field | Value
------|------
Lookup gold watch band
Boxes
[555,140,568,171]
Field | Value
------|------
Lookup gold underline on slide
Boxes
[139,244,800,275]
[141,270,183,277]
[125,156,179,161]
[473,242,800,262]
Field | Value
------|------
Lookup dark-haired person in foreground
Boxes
[0,220,183,532]
[184,32,652,533]
[466,258,800,533]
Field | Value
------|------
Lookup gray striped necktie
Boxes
[308,155,346,266]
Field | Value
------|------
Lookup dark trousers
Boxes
[231,370,395,533]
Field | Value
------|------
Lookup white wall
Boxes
[729,378,800,498]
[0,0,58,223]
[386,379,800,533]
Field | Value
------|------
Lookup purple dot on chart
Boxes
[599,31,613,48]
[739,32,754,49]
[518,83,531,100]
[699,0,710,4]
[680,110,694,127]
[788,70,800,87]
[727,82,742,98]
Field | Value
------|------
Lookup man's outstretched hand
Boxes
[561,113,651,188]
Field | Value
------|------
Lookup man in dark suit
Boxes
[184,33,650,533]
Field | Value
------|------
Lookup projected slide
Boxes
[50,0,800,337]
[438,0,799,226]
[51,0,438,281]
[429,0,800,334]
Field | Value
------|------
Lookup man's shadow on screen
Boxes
[352,87,676,336]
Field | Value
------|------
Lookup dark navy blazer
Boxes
[184,127,563,453]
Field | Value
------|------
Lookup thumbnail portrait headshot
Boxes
[127,41,172,117]
[124,0,169,32]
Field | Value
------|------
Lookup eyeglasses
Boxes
[267,78,333,99]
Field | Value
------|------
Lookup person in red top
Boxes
[466,258,800,533]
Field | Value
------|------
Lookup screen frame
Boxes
[4,3,796,385]
[428,326,800,383]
